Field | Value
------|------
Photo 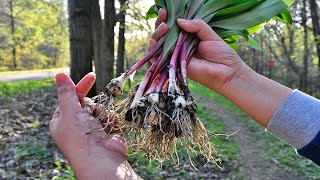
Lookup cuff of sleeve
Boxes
[297,131,320,166]
[267,90,320,149]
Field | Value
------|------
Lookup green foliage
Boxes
[146,0,293,51]
[0,78,54,96]
[146,5,159,20]
[0,0,69,70]
[53,160,75,180]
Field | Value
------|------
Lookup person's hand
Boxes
[150,10,292,127]
[50,73,140,179]
[149,9,251,95]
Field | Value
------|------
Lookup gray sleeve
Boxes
[266,90,320,149]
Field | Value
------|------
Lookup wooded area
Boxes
[0,0,319,96]
[67,0,152,96]
[0,0,69,71]
[238,0,320,96]
[2,1,320,179]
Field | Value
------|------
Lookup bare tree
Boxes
[96,0,115,93]
[309,0,320,78]
[8,0,17,70]
[68,0,95,96]
[116,0,127,77]
[301,0,310,92]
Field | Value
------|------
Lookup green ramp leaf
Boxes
[210,0,288,30]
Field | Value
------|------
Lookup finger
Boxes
[76,72,96,101]
[177,19,222,41]
[151,22,168,42]
[148,39,157,53]
[55,73,80,114]
[155,8,167,28]
[52,107,60,119]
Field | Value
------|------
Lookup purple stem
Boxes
[156,71,168,92]
[130,55,161,108]
[187,47,196,66]
[146,73,161,94]
[168,32,185,95]
[126,37,165,76]
[180,41,188,85]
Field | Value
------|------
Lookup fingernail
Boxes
[158,22,165,29]
[177,19,188,23]
[55,73,66,86]
[159,8,164,14]
[88,72,96,77]
[148,39,153,47]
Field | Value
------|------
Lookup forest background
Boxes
[1,0,320,179]
[0,0,319,96]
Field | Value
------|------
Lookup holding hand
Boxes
[150,9,292,127]
[149,9,250,95]
[50,73,140,179]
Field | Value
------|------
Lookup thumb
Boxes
[177,19,222,41]
[55,73,80,114]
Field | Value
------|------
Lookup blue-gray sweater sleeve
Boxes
[267,90,320,166]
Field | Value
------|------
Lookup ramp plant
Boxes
[88,0,294,167]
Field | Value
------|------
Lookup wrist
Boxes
[67,148,137,179]
[215,61,253,96]
[219,63,292,127]
[59,135,138,179]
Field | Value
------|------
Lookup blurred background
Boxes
[0,0,320,179]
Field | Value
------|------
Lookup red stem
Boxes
[130,55,161,107]
[180,41,188,85]
[145,73,161,94]
[168,32,185,95]
[187,47,196,66]
[126,37,165,76]
[156,71,168,92]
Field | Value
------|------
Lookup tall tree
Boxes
[0,0,69,70]
[68,0,95,97]
[301,0,310,92]
[309,0,320,78]
[116,0,127,77]
[89,0,101,95]
[8,0,17,70]
[96,0,116,93]
[90,0,101,77]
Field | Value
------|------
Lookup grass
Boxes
[188,81,320,179]
[0,78,55,96]
[0,67,68,75]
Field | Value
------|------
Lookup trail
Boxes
[194,95,302,180]
[0,69,69,82]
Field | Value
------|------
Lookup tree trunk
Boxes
[68,0,95,97]
[9,0,17,70]
[96,0,115,93]
[89,0,101,95]
[116,0,127,77]
[309,0,320,87]
[301,0,309,92]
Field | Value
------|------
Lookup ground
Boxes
[194,95,302,180]
[0,81,319,179]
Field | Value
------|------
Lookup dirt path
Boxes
[194,95,302,180]
[0,69,69,82]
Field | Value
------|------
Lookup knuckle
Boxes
[57,85,74,96]
[151,32,157,40]
[194,19,204,26]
